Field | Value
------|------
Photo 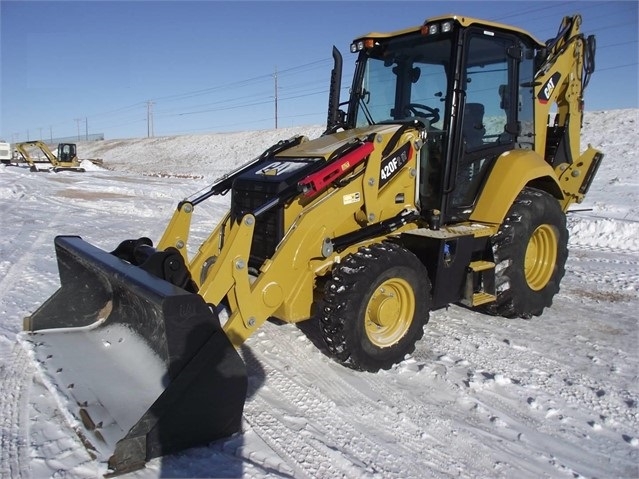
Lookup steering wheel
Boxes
[404,103,440,125]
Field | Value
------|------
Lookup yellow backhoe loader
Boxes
[12,141,102,172]
[20,13,602,476]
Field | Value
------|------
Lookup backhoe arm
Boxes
[15,141,58,168]
[533,15,602,209]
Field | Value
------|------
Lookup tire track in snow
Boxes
[240,403,320,479]
[258,322,536,476]
[420,306,638,477]
[0,219,58,298]
[0,199,67,340]
[311,336,517,477]
[240,349,351,479]
[0,172,70,308]
[0,342,32,479]
[570,242,639,257]
[239,324,432,479]
[242,320,515,478]
[0,170,127,478]
[429,310,638,427]
[567,248,639,297]
[0,340,99,479]
[0,168,171,334]
[267,340,475,477]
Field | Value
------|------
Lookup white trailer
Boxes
[0,141,12,163]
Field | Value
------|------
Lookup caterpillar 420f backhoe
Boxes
[21,13,602,476]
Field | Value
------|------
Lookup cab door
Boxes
[444,29,522,222]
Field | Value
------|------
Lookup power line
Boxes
[150,58,331,105]
[61,58,333,137]
[8,6,636,140]
[596,62,638,73]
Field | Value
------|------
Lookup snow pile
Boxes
[76,125,325,179]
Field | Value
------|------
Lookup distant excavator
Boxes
[11,141,102,172]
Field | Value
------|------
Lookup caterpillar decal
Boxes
[538,72,562,104]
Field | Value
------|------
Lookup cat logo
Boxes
[258,162,288,176]
[257,161,307,176]
[538,72,561,104]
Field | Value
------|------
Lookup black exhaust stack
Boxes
[324,46,343,134]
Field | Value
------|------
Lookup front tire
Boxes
[319,242,431,371]
[485,187,568,318]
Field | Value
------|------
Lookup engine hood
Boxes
[275,124,409,160]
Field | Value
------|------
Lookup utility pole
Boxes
[147,101,155,138]
[274,66,278,129]
[85,117,89,141]
[74,118,81,141]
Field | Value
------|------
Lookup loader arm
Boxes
[157,134,311,261]
[163,127,423,346]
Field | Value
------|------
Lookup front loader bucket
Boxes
[20,235,247,476]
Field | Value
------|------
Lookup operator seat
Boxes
[452,102,486,207]
[462,103,485,150]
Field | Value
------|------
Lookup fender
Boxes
[470,149,563,225]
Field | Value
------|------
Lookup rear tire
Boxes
[319,242,431,372]
[485,187,568,318]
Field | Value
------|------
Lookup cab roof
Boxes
[353,13,545,48]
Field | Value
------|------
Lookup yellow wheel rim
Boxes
[525,224,558,291]
[365,278,415,347]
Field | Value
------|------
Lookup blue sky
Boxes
[1,0,637,141]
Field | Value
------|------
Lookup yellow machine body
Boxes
[23,13,602,476]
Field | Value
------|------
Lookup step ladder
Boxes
[462,260,496,307]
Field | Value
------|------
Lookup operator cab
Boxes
[340,15,539,224]
[57,143,77,163]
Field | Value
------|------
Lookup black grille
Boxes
[232,187,283,268]
[230,155,323,269]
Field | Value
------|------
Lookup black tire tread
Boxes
[485,187,568,318]
[319,242,430,371]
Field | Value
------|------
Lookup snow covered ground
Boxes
[0,110,637,479]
